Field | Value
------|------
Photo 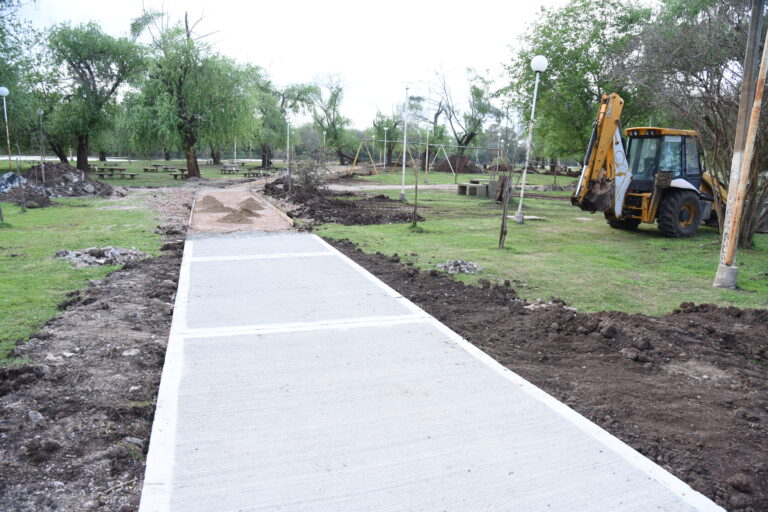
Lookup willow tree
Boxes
[310,77,354,164]
[134,13,259,177]
[47,23,145,170]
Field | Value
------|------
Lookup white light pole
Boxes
[383,126,388,171]
[322,129,326,153]
[400,86,409,202]
[0,86,7,223]
[37,109,45,184]
[513,55,548,224]
[286,122,291,185]
[0,87,11,176]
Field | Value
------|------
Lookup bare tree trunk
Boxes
[98,150,107,162]
[163,148,171,161]
[261,143,272,168]
[50,142,69,164]
[210,146,222,165]
[76,135,89,171]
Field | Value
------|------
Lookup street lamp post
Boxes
[322,129,326,158]
[513,55,548,224]
[0,87,6,222]
[0,87,12,176]
[383,126,388,171]
[37,109,45,185]
[400,86,409,202]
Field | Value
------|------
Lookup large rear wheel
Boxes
[657,189,701,237]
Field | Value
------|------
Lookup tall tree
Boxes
[441,72,501,155]
[634,0,768,246]
[254,81,315,168]
[503,0,653,160]
[135,13,259,177]
[47,23,145,170]
[310,77,354,164]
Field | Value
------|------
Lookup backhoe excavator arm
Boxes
[572,93,631,216]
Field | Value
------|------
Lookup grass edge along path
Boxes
[316,188,768,315]
[0,198,162,363]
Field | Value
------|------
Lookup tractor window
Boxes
[685,137,701,176]
[658,136,683,177]
[628,137,659,181]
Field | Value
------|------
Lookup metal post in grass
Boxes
[400,86,409,202]
[0,86,24,213]
[383,127,388,171]
[37,109,45,185]
[499,55,547,248]
[513,55,547,224]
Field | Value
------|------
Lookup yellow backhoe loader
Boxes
[571,93,726,237]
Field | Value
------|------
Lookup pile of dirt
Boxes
[55,247,148,268]
[432,155,482,174]
[0,239,183,511]
[195,195,233,213]
[13,163,113,198]
[265,179,423,227]
[238,198,264,211]
[218,211,253,224]
[239,208,261,218]
[328,238,768,512]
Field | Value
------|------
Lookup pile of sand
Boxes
[239,208,261,218]
[196,195,234,213]
[218,211,253,224]
[238,198,264,210]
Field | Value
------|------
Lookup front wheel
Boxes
[657,189,702,237]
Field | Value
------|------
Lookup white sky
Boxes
[19,0,566,129]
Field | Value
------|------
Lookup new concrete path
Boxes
[140,231,723,511]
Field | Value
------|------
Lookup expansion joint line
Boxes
[177,313,432,339]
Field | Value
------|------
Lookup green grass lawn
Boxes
[0,197,162,363]
[317,188,768,315]
[349,169,576,187]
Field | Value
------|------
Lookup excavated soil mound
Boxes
[218,211,253,224]
[432,155,482,174]
[195,195,234,213]
[328,238,768,512]
[265,179,423,227]
[238,198,264,211]
[0,241,183,511]
[239,208,261,218]
[18,163,112,198]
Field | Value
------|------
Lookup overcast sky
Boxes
[19,0,566,129]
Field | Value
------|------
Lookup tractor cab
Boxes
[624,127,703,192]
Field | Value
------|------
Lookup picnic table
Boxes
[143,167,158,172]
[241,171,267,178]
[220,165,241,174]
[152,163,168,172]
[171,171,188,180]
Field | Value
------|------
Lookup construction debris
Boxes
[55,247,148,268]
[435,259,482,274]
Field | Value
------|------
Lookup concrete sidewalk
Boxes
[140,231,723,511]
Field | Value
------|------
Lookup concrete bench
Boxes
[121,173,138,179]
[143,167,157,172]
[457,183,488,197]
[171,172,188,180]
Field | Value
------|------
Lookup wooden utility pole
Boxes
[714,0,767,289]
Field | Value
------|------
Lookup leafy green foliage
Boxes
[503,0,653,159]
[46,23,145,169]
